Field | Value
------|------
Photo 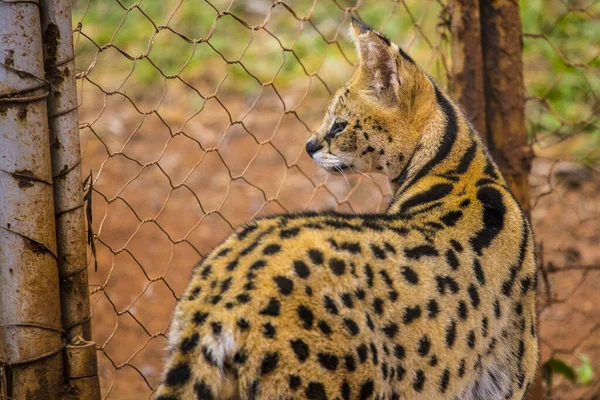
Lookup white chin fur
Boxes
[312,152,346,170]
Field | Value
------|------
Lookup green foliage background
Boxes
[73,0,599,161]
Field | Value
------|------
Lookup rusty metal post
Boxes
[0,1,64,398]
[479,0,532,215]
[39,0,101,397]
[448,0,488,138]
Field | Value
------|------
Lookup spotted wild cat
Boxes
[155,17,538,400]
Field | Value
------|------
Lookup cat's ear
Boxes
[350,17,399,105]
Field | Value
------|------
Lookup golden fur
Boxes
[155,18,538,400]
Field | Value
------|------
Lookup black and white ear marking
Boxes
[349,17,399,104]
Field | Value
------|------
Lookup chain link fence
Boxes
[68,0,599,398]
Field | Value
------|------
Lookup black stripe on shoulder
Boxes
[484,157,500,179]
[455,140,477,174]
[405,83,458,189]
[399,183,454,215]
[470,186,506,255]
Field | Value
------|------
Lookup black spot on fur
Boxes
[260,352,279,375]
[494,299,502,318]
[343,318,360,336]
[413,370,426,392]
[193,311,209,326]
[383,322,399,338]
[436,275,460,295]
[291,338,310,361]
[344,354,357,371]
[468,284,481,308]
[308,249,324,264]
[263,243,281,255]
[273,276,294,295]
[457,300,468,320]
[341,242,362,254]
[297,305,314,329]
[365,313,375,331]
[202,345,217,366]
[357,344,368,363]
[364,264,375,287]
[237,318,250,330]
[370,244,386,259]
[211,322,222,336]
[445,249,460,270]
[289,375,302,390]
[180,332,199,354]
[418,335,431,356]
[427,299,440,318]
[359,379,374,399]
[401,266,419,284]
[439,369,451,393]
[405,245,439,260]
[318,320,333,336]
[194,380,214,400]
[294,260,310,278]
[450,239,463,252]
[318,352,339,371]
[329,258,346,275]
[263,322,276,338]
[441,210,463,226]
[403,305,421,324]
[482,316,489,337]
[458,359,466,377]
[306,382,327,400]
[467,330,476,349]
[445,320,457,348]
[280,227,300,239]
[236,292,251,304]
[324,296,339,315]
[260,298,281,316]
[237,223,258,239]
[473,258,486,285]
[234,350,248,364]
[341,293,354,308]
[372,297,384,315]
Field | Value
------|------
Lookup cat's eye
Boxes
[327,121,348,138]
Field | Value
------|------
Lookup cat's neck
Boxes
[385,84,504,215]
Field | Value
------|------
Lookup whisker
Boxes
[335,166,351,188]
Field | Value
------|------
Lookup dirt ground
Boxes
[79,82,600,399]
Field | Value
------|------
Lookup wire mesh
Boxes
[71,0,599,398]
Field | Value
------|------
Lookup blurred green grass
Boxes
[73,0,599,161]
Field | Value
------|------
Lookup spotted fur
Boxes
[155,17,538,400]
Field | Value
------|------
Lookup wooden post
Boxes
[480,0,533,215]
[479,1,540,399]
[449,0,488,139]
[0,1,64,397]
[40,0,101,397]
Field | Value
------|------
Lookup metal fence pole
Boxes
[0,1,64,398]
[39,0,101,397]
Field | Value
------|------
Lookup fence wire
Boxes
[71,0,599,398]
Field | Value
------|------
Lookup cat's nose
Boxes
[305,139,323,157]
